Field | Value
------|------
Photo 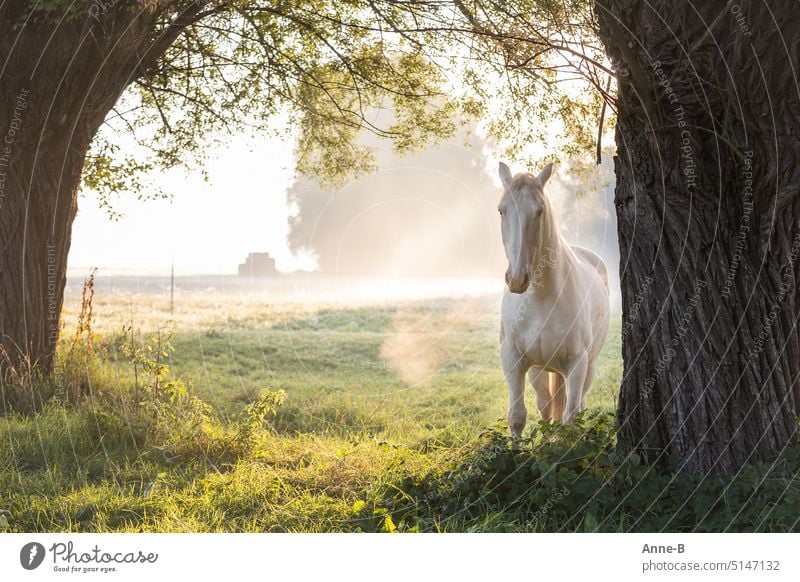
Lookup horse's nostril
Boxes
[506,271,530,293]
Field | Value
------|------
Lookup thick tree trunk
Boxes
[0,7,159,381]
[0,87,81,375]
[597,1,800,472]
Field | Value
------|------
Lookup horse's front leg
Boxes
[501,338,528,443]
[563,353,589,424]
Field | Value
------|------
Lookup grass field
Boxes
[1,276,799,532]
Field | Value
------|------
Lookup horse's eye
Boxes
[498,208,505,216]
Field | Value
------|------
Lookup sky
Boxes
[68,133,312,275]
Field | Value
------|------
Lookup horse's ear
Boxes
[537,162,553,187]
[498,162,513,189]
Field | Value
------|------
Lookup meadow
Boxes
[1,275,798,533]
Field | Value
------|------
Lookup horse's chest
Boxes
[503,296,574,364]
[514,321,568,364]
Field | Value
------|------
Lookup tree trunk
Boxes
[597,1,800,472]
[0,8,158,382]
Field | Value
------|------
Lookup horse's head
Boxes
[497,161,553,294]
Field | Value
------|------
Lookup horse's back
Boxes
[571,245,610,358]
[572,245,608,291]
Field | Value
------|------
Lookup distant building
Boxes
[238,252,279,277]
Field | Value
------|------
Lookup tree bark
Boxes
[0,8,159,380]
[597,0,800,472]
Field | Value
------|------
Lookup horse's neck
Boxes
[530,203,575,295]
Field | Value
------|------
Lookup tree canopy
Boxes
[6,0,610,204]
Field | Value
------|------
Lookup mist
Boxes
[287,127,620,310]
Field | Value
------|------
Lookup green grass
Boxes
[1,290,798,532]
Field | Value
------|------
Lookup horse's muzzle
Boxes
[506,269,530,294]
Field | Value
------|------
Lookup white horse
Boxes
[497,161,610,438]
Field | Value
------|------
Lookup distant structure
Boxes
[237,252,279,277]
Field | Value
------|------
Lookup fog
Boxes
[68,123,620,311]
[287,129,620,310]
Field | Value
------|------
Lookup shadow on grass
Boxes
[361,412,800,532]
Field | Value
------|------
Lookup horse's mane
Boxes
[512,174,578,272]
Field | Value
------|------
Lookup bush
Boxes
[363,412,800,532]
[88,327,286,468]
